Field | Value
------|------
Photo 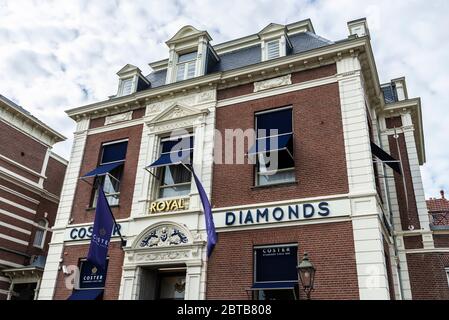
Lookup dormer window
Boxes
[266,40,280,60]
[119,77,134,96]
[176,51,197,81]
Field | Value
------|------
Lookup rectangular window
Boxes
[176,52,197,81]
[446,268,449,288]
[158,136,193,199]
[254,107,295,186]
[120,78,133,96]
[252,244,298,300]
[92,140,128,207]
[266,40,280,60]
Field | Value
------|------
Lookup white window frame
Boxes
[156,134,194,200]
[446,268,449,288]
[33,219,48,249]
[176,52,197,81]
[92,139,129,207]
[254,106,295,187]
[118,77,134,96]
[266,39,280,60]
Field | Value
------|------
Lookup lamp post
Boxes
[297,252,316,300]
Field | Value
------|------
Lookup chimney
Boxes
[391,77,408,101]
[347,18,370,38]
[441,190,445,199]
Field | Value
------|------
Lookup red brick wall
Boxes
[386,117,421,231]
[206,221,359,300]
[217,64,337,100]
[407,253,449,300]
[89,108,146,129]
[403,235,424,249]
[53,242,124,300]
[0,121,47,173]
[71,124,143,224]
[434,235,449,248]
[43,157,67,197]
[212,82,348,208]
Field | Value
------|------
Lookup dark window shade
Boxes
[101,141,128,164]
[161,136,194,153]
[256,108,292,136]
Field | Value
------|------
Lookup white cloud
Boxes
[0,0,448,198]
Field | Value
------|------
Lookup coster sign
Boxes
[212,198,351,229]
[66,224,125,241]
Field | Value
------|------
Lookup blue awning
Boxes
[146,150,192,169]
[250,281,297,290]
[67,289,103,300]
[82,162,123,178]
[248,133,293,155]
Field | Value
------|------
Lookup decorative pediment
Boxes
[166,25,212,45]
[134,222,192,249]
[258,23,286,37]
[117,64,141,77]
[148,102,208,125]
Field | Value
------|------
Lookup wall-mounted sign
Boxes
[149,198,188,214]
[255,244,298,282]
[213,198,351,229]
[79,259,108,289]
[66,222,128,241]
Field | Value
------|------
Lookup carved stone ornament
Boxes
[139,225,189,248]
[254,74,292,92]
[104,111,133,125]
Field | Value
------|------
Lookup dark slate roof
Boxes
[289,32,333,54]
[381,84,398,104]
[144,31,333,89]
[145,69,167,88]
[209,44,262,73]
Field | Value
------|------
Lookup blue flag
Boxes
[87,187,114,271]
[191,168,217,257]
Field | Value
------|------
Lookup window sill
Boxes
[85,205,120,211]
[251,181,298,190]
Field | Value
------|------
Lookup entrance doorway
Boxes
[139,266,186,300]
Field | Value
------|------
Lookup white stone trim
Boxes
[0,276,11,283]
[0,184,40,205]
[0,154,45,179]
[218,74,338,107]
[0,208,35,225]
[0,221,31,235]
[0,233,29,246]
[0,196,36,214]
[0,166,41,189]
[0,259,24,268]
[105,111,133,125]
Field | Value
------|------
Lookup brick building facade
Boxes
[0,95,67,300]
[38,18,448,300]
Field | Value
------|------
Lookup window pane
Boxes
[33,229,44,247]
[267,40,280,60]
[121,78,133,95]
[186,62,196,79]
[159,184,191,198]
[161,136,194,153]
[176,64,185,81]
[258,169,295,186]
[259,150,294,171]
[101,141,128,164]
[256,109,292,136]
[161,165,191,186]
[178,51,197,63]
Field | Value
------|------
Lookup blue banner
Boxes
[87,188,114,271]
[191,168,217,257]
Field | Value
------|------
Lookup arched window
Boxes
[33,219,48,249]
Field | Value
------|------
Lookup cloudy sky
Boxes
[0,0,448,198]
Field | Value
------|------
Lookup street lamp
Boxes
[297,252,316,300]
